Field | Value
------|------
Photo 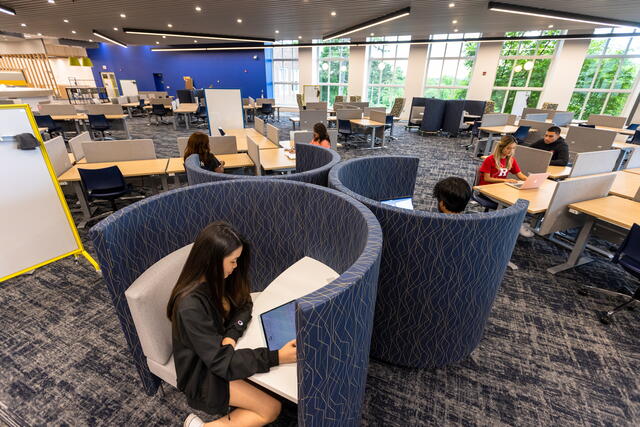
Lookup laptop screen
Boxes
[260,300,296,351]
[380,197,414,210]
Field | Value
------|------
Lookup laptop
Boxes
[380,197,414,210]
[260,300,296,351]
[506,172,549,190]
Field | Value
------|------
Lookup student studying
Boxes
[183,132,225,173]
[433,177,472,213]
[167,222,297,427]
[528,126,570,166]
[478,135,528,185]
[309,122,331,148]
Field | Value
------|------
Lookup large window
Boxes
[491,30,561,113]
[424,33,480,100]
[366,35,411,108]
[568,28,640,120]
[315,40,350,105]
[272,41,299,107]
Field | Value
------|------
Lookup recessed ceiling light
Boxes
[275,30,279,33]
[48,0,55,3]
[37,32,42,36]
[452,19,458,24]
[63,19,69,23]
[167,23,173,28]
[120,13,126,18]
[195,6,202,12]
[113,27,118,31]
[449,2,455,7]
[331,11,336,16]
[194,40,198,43]
[370,32,375,36]
[89,39,93,42]
[454,28,459,32]
[298,35,302,39]
[237,18,243,23]
[72,30,76,34]
[162,35,166,38]
[20,23,26,27]
[548,24,554,28]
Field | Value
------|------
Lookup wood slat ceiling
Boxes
[0,0,639,46]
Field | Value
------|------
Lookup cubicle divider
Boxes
[565,127,617,152]
[587,114,627,128]
[441,100,465,136]
[83,139,156,162]
[420,98,447,133]
[519,119,549,144]
[411,97,487,136]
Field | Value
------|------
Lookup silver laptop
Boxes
[506,172,549,190]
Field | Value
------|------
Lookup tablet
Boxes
[260,300,296,351]
[380,197,414,210]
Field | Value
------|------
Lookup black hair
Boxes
[547,126,561,135]
[433,177,472,213]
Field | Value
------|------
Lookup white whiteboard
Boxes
[120,79,139,97]
[303,85,320,103]
[204,89,244,135]
[0,106,81,280]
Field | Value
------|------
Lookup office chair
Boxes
[218,127,226,136]
[471,168,498,211]
[35,115,63,138]
[259,103,274,122]
[151,104,170,125]
[194,104,208,128]
[78,166,131,221]
[598,224,640,324]
[389,97,405,118]
[133,99,147,117]
[334,95,345,104]
[463,121,482,150]
[627,123,639,131]
[87,114,112,140]
[578,123,596,128]
[627,130,640,144]
[349,96,361,102]
[338,119,354,146]
[384,114,397,140]
[513,125,531,144]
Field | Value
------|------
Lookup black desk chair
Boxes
[338,119,354,146]
[133,99,147,117]
[384,114,397,141]
[87,114,111,140]
[626,123,639,131]
[513,125,531,144]
[259,103,274,122]
[627,130,640,144]
[151,104,170,125]
[463,121,482,150]
[35,115,63,139]
[471,168,498,212]
[599,224,640,324]
[78,166,131,219]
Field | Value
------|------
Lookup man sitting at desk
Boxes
[528,126,569,166]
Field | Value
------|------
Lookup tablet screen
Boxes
[260,300,296,351]
[380,197,414,210]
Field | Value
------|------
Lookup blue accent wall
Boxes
[87,44,268,99]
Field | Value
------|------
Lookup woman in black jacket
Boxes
[167,221,297,427]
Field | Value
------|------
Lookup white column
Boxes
[348,46,366,98]
[400,44,428,120]
[538,38,590,110]
[298,47,313,88]
[466,41,502,101]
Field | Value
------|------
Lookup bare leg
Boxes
[205,380,281,427]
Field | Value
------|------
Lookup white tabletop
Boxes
[235,256,340,402]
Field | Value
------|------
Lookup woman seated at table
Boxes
[168,221,297,427]
[184,131,225,173]
[478,135,528,185]
[310,123,331,148]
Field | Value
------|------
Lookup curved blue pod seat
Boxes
[185,143,340,187]
[89,179,382,426]
[329,156,528,369]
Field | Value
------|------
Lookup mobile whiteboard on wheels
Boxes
[204,89,244,135]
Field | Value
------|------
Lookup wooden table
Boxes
[173,103,199,130]
[473,179,557,214]
[609,171,640,200]
[476,125,533,156]
[121,102,140,118]
[243,104,283,123]
[625,168,640,176]
[547,165,573,180]
[226,128,280,151]
[166,154,254,174]
[259,148,296,171]
[57,158,169,225]
[351,118,386,149]
[50,113,131,138]
[548,195,640,274]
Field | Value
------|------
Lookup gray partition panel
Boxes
[39,104,76,116]
[587,114,626,128]
[565,126,617,152]
[538,174,616,235]
[519,119,550,144]
[336,109,363,121]
[552,112,574,127]
[44,136,71,177]
[246,136,261,175]
[420,98,446,132]
[569,150,620,178]
[442,100,465,136]
[513,145,552,175]
[254,117,266,135]
[83,139,156,162]
[68,131,91,161]
[369,110,387,125]
[626,148,640,169]
[291,130,314,144]
[305,102,327,111]
[525,113,548,122]
[211,136,238,155]
[462,100,486,118]
[300,110,328,131]
[481,113,509,127]
[266,124,279,144]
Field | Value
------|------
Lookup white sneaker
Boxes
[519,224,534,238]
[184,414,205,427]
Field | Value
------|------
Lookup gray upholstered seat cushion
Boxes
[125,244,193,366]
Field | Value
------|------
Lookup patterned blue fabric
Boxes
[329,157,528,368]
[89,179,382,426]
[185,143,340,187]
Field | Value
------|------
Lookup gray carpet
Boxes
[0,113,638,426]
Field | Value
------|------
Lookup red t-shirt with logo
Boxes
[478,155,521,185]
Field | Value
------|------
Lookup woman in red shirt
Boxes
[310,123,331,148]
[478,135,528,185]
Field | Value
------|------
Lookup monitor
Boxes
[260,300,296,351]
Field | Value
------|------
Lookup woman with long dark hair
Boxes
[184,132,225,173]
[167,221,296,427]
[310,122,331,148]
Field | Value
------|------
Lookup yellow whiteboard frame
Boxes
[0,104,98,282]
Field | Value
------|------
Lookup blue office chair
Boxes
[472,167,498,211]
[513,125,531,144]
[338,119,354,145]
[259,103,274,122]
[626,123,639,131]
[78,166,131,213]
[151,104,170,125]
[578,123,596,128]
[626,130,640,144]
[598,224,640,324]
[35,115,63,138]
[87,114,111,140]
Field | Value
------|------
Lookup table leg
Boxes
[73,119,81,135]
[160,175,169,191]
[185,113,190,130]
[277,108,280,122]
[173,115,178,130]
[127,107,133,118]
[173,174,180,187]
[484,133,496,156]
[72,181,92,227]
[123,119,131,139]
[547,219,594,274]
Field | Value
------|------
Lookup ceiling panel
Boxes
[0,0,639,46]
